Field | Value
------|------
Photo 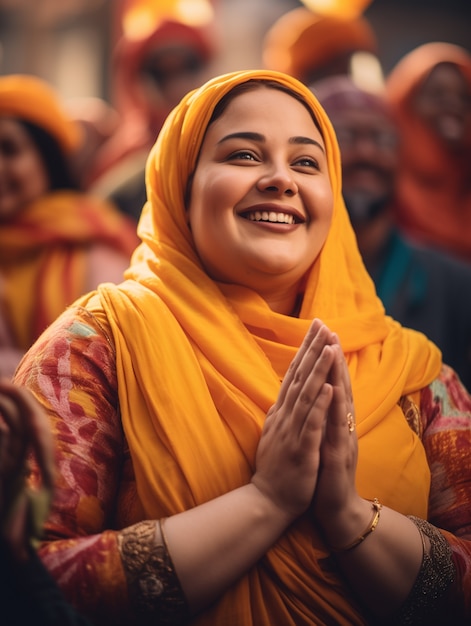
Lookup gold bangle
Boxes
[330,498,383,553]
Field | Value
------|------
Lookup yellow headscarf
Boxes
[95,70,441,625]
[0,74,81,154]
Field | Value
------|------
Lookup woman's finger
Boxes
[277,320,330,415]
[325,344,355,447]
[289,344,335,438]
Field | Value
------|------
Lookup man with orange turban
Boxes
[87,0,219,221]
[262,7,379,86]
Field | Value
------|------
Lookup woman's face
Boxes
[0,118,50,221]
[413,62,471,148]
[187,86,333,303]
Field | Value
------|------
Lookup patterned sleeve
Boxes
[419,364,471,618]
[15,305,189,626]
[14,305,133,624]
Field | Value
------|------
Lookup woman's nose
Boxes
[256,164,298,196]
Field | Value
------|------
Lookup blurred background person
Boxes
[0,379,93,625]
[262,5,383,92]
[87,0,220,222]
[315,74,471,390]
[385,42,471,262]
[65,96,121,191]
[0,74,139,379]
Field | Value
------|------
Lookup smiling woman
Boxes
[13,69,471,625]
[187,82,333,311]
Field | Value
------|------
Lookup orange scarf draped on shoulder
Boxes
[0,191,138,349]
[92,70,441,625]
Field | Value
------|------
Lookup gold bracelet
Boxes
[330,498,383,553]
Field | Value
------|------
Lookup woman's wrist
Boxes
[317,497,374,551]
[329,499,383,553]
[248,480,301,529]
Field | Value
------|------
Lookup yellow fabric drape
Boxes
[93,70,441,625]
[0,74,81,154]
[0,190,138,349]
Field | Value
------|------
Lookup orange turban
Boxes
[112,8,218,117]
[0,74,81,154]
[263,8,377,83]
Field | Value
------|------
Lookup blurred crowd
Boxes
[1,0,471,623]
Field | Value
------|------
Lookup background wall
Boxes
[0,0,469,101]
[364,0,470,73]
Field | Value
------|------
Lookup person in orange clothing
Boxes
[87,0,219,221]
[12,69,471,625]
[385,42,471,262]
[262,6,379,87]
[0,74,139,379]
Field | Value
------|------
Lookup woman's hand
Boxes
[252,319,336,521]
[0,380,55,561]
[165,319,339,611]
[311,333,368,547]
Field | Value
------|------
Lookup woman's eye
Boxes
[229,150,258,162]
[295,157,319,169]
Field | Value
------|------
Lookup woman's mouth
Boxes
[242,210,302,225]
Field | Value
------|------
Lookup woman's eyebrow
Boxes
[290,136,325,153]
[218,131,324,152]
[217,131,264,144]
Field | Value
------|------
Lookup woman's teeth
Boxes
[247,211,295,224]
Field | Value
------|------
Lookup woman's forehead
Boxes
[205,86,324,140]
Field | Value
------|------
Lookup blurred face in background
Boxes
[329,106,398,225]
[0,118,49,221]
[139,44,211,135]
[413,62,471,150]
